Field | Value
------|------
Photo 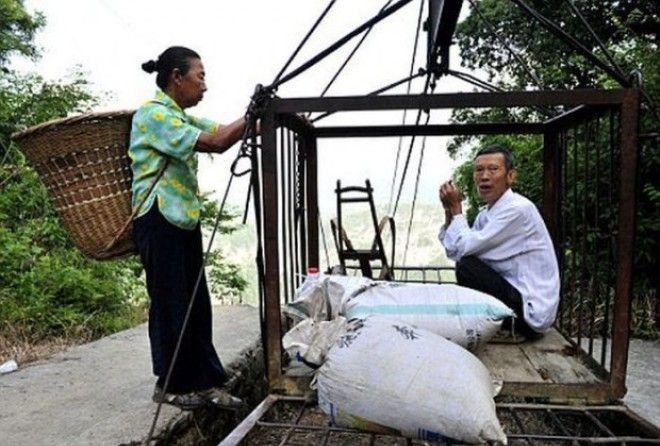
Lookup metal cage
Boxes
[251,89,640,402]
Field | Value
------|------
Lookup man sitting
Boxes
[438,144,559,338]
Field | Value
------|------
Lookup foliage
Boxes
[0,69,96,137]
[450,0,659,338]
[0,0,44,65]
[0,138,148,340]
[206,250,249,304]
[0,3,244,351]
[0,3,149,343]
[199,199,249,304]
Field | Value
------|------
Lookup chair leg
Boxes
[358,258,373,279]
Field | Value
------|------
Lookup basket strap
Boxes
[103,158,170,254]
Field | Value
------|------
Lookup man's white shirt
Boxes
[438,189,560,332]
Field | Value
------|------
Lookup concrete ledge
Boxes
[0,305,262,446]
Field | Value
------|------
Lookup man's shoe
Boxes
[152,386,205,411]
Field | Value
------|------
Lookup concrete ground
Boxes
[576,337,660,427]
[0,306,657,445]
[0,305,260,446]
[623,339,660,427]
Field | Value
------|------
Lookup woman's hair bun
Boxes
[141,59,158,73]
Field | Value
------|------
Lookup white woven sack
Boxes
[285,275,372,322]
[342,282,514,350]
[282,318,348,376]
[314,316,507,444]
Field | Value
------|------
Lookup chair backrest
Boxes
[332,180,394,279]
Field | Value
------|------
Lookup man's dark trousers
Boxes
[455,255,540,338]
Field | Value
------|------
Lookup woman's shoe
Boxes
[152,386,206,411]
[201,387,244,410]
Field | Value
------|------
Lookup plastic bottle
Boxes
[295,266,321,299]
[306,266,320,282]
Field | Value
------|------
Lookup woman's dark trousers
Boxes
[133,204,228,394]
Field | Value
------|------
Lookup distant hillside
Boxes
[211,202,455,305]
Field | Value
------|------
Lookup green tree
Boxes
[450,0,658,337]
[0,1,248,357]
[0,0,44,64]
[200,198,248,304]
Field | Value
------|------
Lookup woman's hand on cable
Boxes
[196,116,252,154]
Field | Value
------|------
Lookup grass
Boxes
[0,305,148,366]
[0,328,92,368]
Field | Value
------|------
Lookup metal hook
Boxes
[230,152,253,177]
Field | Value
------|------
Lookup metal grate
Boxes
[220,396,660,445]
[344,265,456,284]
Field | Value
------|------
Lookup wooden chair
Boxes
[330,180,395,280]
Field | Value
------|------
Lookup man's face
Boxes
[473,152,516,207]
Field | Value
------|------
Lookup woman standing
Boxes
[130,46,247,410]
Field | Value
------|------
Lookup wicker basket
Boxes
[11,110,138,260]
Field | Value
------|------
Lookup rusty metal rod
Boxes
[577,119,589,352]
[279,127,290,306]
[286,129,295,303]
[276,89,629,114]
[293,134,302,289]
[218,395,279,446]
[314,122,545,138]
[545,408,574,438]
[584,410,616,437]
[297,133,308,280]
[610,89,640,398]
[569,126,578,339]
[588,116,600,358]
[290,131,298,300]
[559,128,568,332]
[277,399,311,446]
[600,110,617,368]
[509,407,536,446]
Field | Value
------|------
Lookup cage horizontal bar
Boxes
[272,89,628,113]
[314,122,545,138]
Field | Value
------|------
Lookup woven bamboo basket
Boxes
[11,110,138,260]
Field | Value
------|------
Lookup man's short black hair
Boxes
[475,144,516,171]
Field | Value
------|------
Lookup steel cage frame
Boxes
[256,88,640,401]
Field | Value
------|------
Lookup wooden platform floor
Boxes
[478,327,603,385]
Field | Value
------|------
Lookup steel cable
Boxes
[268,0,414,90]
[467,0,544,89]
[391,72,432,217]
[564,0,659,123]
[318,0,395,100]
[272,0,338,86]
[311,69,426,123]
[389,0,426,214]
[509,0,630,87]
[402,109,432,267]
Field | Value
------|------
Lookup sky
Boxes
[14,0,478,217]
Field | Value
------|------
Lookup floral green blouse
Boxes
[129,90,218,230]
